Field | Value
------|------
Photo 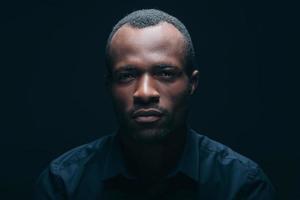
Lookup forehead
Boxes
[108,22,186,68]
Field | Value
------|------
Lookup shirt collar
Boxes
[174,129,200,182]
[102,133,129,180]
[102,129,200,182]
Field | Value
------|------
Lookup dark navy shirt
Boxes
[34,129,275,199]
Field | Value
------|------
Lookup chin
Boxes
[131,127,172,144]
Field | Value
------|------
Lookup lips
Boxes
[132,109,163,123]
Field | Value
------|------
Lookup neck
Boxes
[119,125,188,182]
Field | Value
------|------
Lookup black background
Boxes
[2,0,299,199]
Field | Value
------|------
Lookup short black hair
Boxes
[105,9,197,78]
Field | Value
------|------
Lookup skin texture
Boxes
[107,22,199,180]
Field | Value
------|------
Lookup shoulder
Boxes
[49,134,114,176]
[191,129,258,171]
[34,134,115,199]
[190,129,275,198]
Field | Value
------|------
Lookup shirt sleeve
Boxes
[236,166,277,200]
[33,167,67,200]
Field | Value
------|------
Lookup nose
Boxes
[133,74,159,105]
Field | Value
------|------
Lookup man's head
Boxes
[105,9,199,143]
[105,9,197,78]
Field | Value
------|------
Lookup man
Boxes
[34,9,275,199]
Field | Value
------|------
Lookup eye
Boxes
[160,71,173,77]
[156,70,177,80]
[116,72,136,83]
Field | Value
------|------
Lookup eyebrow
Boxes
[113,65,137,73]
[113,64,181,73]
[152,64,181,70]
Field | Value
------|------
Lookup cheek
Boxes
[160,79,190,109]
[111,86,133,110]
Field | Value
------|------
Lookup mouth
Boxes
[132,109,163,124]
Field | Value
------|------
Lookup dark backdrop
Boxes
[2,0,299,199]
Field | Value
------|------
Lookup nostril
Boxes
[133,87,160,102]
[133,95,159,106]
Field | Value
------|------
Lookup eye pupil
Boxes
[162,72,169,76]
[159,71,175,78]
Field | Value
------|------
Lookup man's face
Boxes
[108,22,198,143]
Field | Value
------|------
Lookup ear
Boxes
[104,74,112,95]
[189,70,199,95]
